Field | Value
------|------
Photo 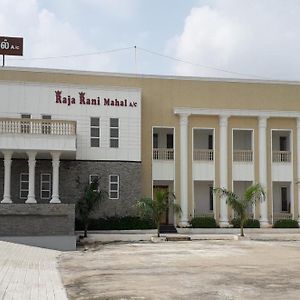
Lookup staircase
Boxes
[159,224,177,234]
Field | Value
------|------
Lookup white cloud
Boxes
[167,0,300,80]
[0,0,113,71]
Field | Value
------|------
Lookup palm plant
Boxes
[76,178,106,238]
[136,190,182,237]
[214,183,265,236]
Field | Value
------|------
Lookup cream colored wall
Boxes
[1,68,300,222]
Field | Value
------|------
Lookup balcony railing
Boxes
[193,149,214,161]
[0,118,76,136]
[233,150,253,162]
[273,212,292,223]
[153,148,174,160]
[272,151,291,162]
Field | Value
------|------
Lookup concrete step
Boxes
[166,235,191,241]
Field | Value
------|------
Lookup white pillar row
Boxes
[179,113,190,226]
[219,115,230,227]
[258,116,269,226]
[26,151,37,204]
[1,150,13,203]
[297,118,300,225]
[50,151,61,204]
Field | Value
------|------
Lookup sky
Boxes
[1,0,300,80]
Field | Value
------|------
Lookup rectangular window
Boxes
[153,133,158,148]
[209,186,214,211]
[281,186,288,212]
[110,118,119,148]
[109,175,119,199]
[167,134,173,149]
[279,136,287,151]
[40,173,51,199]
[42,115,51,134]
[90,117,100,147]
[21,114,31,133]
[20,173,29,199]
[89,174,100,191]
[208,134,213,150]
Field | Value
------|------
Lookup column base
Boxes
[25,197,37,204]
[260,220,270,228]
[1,196,12,204]
[178,220,190,227]
[50,197,61,204]
[219,220,230,228]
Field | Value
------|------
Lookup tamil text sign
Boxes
[0,36,23,56]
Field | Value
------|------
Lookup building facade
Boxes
[1,67,300,229]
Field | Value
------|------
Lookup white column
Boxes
[297,118,300,225]
[179,113,190,226]
[26,151,37,204]
[219,115,229,227]
[1,151,13,203]
[258,116,269,226]
[50,152,61,204]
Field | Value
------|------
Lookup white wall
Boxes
[153,128,173,148]
[272,130,290,151]
[194,181,213,214]
[233,130,252,150]
[0,81,141,161]
[193,129,213,149]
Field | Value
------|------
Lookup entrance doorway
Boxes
[153,185,170,225]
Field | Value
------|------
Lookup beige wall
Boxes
[1,68,300,222]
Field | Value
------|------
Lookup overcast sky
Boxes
[1,0,300,80]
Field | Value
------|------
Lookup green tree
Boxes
[76,178,106,238]
[137,190,182,237]
[214,183,265,236]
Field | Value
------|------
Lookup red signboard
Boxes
[0,36,23,56]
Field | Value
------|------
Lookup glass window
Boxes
[209,186,214,211]
[89,174,100,191]
[20,173,29,199]
[109,175,119,199]
[40,173,51,199]
[110,118,119,148]
[90,117,100,147]
[281,187,288,212]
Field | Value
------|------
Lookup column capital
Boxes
[219,114,230,126]
[26,151,37,161]
[2,150,13,159]
[50,151,61,161]
[179,113,190,126]
[296,116,300,128]
[258,116,268,128]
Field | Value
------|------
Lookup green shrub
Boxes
[190,217,217,228]
[231,218,260,228]
[75,216,156,230]
[273,219,299,228]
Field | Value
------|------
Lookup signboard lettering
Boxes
[0,36,23,56]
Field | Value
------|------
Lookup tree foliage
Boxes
[76,178,106,237]
[214,183,265,236]
[136,190,181,237]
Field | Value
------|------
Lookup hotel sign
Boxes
[55,90,138,108]
[0,36,23,56]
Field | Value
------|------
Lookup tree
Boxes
[76,178,106,238]
[214,183,265,236]
[136,190,182,237]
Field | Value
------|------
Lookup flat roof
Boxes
[1,66,300,86]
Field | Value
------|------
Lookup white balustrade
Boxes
[193,149,214,161]
[0,118,76,136]
[233,150,253,162]
[272,151,291,162]
[153,148,174,160]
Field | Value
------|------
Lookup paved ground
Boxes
[59,239,300,300]
[0,241,67,300]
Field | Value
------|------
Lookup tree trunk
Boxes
[84,223,88,238]
[157,221,160,237]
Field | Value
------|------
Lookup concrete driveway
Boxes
[59,239,300,300]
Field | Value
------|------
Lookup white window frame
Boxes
[20,173,29,199]
[89,174,100,191]
[109,174,119,199]
[90,117,100,147]
[40,173,51,199]
[110,118,119,148]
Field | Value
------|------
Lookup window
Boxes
[42,115,51,134]
[209,186,214,211]
[40,173,51,199]
[109,175,119,199]
[21,114,31,133]
[281,186,288,212]
[208,134,213,150]
[90,117,100,147]
[20,173,29,199]
[153,133,158,148]
[167,134,173,149]
[89,174,100,191]
[279,136,287,151]
[110,118,119,148]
